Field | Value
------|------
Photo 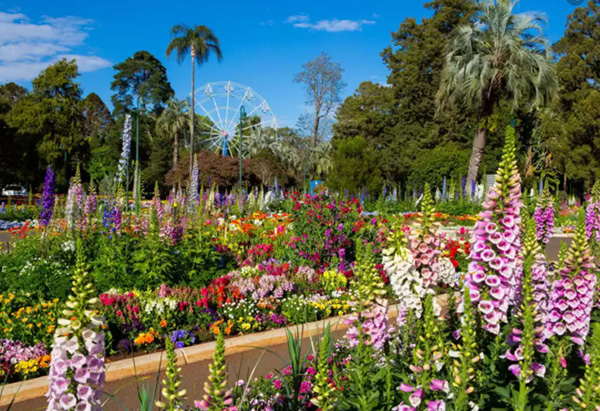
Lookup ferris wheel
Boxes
[194,81,278,156]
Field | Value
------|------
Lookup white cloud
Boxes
[0,61,48,81]
[286,15,375,32]
[286,15,309,24]
[0,12,25,23]
[0,55,111,81]
[57,54,111,72]
[0,12,110,82]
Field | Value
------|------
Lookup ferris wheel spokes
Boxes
[194,81,278,157]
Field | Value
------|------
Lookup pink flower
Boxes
[427,400,446,411]
[531,363,546,377]
[409,388,423,407]
[429,379,449,393]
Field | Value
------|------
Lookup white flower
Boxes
[433,257,458,286]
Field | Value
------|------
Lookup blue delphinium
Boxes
[39,166,56,226]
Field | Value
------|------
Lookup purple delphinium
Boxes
[464,126,523,335]
[40,166,56,226]
[545,220,596,345]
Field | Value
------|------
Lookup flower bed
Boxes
[0,184,474,385]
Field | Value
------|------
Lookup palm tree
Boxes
[311,142,332,178]
[166,25,223,175]
[156,98,189,170]
[246,128,282,159]
[437,0,557,187]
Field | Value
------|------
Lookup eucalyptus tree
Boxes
[166,25,222,174]
[294,53,346,148]
[437,0,557,186]
[156,98,189,170]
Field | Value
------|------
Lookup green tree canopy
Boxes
[111,50,174,116]
[327,136,382,195]
[334,0,478,189]
[0,82,32,185]
[83,92,113,140]
[156,98,189,170]
[437,0,557,186]
[6,58,85,187]
[539,0,600,191]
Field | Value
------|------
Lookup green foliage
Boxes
[111,50,174,116]
[6,59,86,187]
[310,325,337,410]
[451,287,479,410]
[327,136,382,195]
[166,25,223,67]
[539,0,600,191]
[155,339,186,410]
[200,330,230,411]
[0,82,32,186]
[438,0,557,182]
[572,323,600,409]
[155,98,189,173]
[0,235,76,300]
[351,241,386,306]
[408,143,470,189]
[83,92,113,140]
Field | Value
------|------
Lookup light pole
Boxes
[238,105,246,194]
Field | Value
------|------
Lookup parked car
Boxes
[2,185,27,196]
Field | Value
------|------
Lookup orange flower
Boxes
[159,319,167,328]
[224,320,233,335]
[210,319,224,335]
[144,333,155,344]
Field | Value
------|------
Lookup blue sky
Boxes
[0,0,582,128]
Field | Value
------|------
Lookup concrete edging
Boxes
[1,305,401,406]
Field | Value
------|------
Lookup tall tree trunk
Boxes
[173,131,179,170]
[313,113,319,148]
[467,127,487,194]
[190,50,196,177]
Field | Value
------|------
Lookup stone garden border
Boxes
[1,305,402,407]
